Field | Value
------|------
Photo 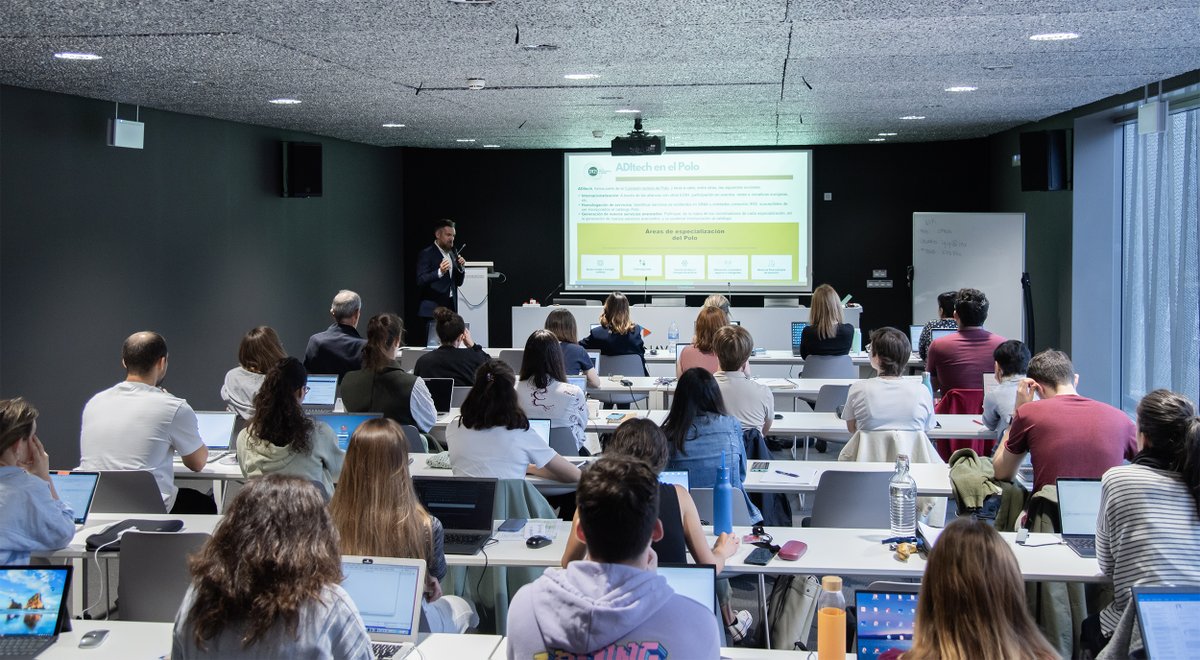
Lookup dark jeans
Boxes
[170,487,217,514]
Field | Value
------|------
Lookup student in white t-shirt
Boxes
[447,360,581,483]
[516,330,588,452]
[841,327,935,433]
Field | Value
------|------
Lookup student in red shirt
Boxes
[923,288,1006,394]
[992,349,1136,493]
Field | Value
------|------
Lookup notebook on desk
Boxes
[856,590,918,658]
[1133,585,1200,659]
[301,374,338,412]
[412,477,497,555]
[0,565,72,659]
[47,471,99,526]
[312,412,384,451]
[341,556,425,660]
[1056,477,1102,558]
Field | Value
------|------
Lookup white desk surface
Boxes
[40,514,222,560]
[417,632,504,658]
[491,637,860,658]
[488,347,922,369]
[584,376,862,398]
[576,410,989,441]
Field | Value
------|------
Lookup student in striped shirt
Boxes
[1086,389,1200,654]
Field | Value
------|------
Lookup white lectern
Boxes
[459,261,494,346]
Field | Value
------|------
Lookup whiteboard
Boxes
[912,212,1026,342]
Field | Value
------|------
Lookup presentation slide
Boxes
[564,150,812,292]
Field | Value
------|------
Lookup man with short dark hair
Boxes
[416,219,466,329]
[992,349,1136,493]
[303,289,366,377]
[79,331,213,513]
[924,287,1006,393]
[506,456,721,659]
[982,339,1031,441]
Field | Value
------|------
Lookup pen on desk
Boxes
[775,469,800,478]
[972,419,984,425]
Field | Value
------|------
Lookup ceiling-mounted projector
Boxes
[611,117,665,156]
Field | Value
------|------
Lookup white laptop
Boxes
[195,411,237,460]
[341,556,425,660]
[528,418,551,445]
[302,374,339,412]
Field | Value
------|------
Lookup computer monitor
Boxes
[855,590,918,658]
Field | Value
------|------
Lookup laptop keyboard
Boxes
[1069,537,1096,552]
[445,532,486,546]
[372,642,414,660]
[0,638,52,655]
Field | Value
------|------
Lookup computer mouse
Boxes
[79,629,109,649]
[774,413,784,420]
[526,535,553,549]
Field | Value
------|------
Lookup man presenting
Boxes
[416,219,466,329]
[79,331,213,513]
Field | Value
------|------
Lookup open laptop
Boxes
[47,471,100,526]
[312,412,384,451]
[908,325,923,354]
[1133,585,1200,659]
[528,418,552,445]
[341,556,425,660]
[1056,477,1103,557]
[0,565,72,658]
[195,411,237,461]
[929,328,956,344]
[302,374,339,412]
[422,377,454,416]
[567,375,588,392]
[791,321,807,356]
[586,350,601,375]
[855,589,918,658]
[658,564,718,622]
[659,470,690,490]
[412,477,497,555]
[674,342,691,359]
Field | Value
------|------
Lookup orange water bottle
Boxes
[817,575,846,659]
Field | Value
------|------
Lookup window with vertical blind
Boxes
[1120,107,1200,411]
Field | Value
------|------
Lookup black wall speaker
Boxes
[1019,129,1070,192]
[281,141,322,197]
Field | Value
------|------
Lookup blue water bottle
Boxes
[713,450,734,536]
[922,372,934,400]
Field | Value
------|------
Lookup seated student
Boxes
[981,339,1030,442]
[412,306,490,386]
[882,517,1057,660]
[677,305,728,377]
[992,350,1136,494]
[0,398,75,565]
[172,475,371,659]
[446,360,581,484]
[1085,389,1200,654]
[917,290,959,361]
[579,292,648,376]
[237,357,345,497]
[516,330,588,452]
[703,293,731,317]
[924,287,1006,393]
[544,308,601,389]
[841,328,935,433]
[508,455,721,659]
[559,419,748,640]
[712,325,772,435]
[340,313,437,434]
[221,326,287,420]
[663,368,760,522]
[328,418,475,634]
[799,283,854,358]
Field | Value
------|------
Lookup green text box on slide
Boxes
[577,222,798,282]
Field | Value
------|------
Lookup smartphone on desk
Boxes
[744,547,776,566]
[606,412,625,422]
[498,518,527,533]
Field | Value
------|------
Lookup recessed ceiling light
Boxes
[944,86,977,93]
[268,98,301,105]
[868,138,886,142]
[648,129,664,134]
[615,108,641,114]
[53,51,102,61]
[522,44,559,51]
[455,138,476,143]
[878,132,898,136]
[900,115,925,120]
[483,144,501,148]
[564,73,600,80]
[382,123,406,128]
[1030,32,1080,41]
[982,64,1014,71]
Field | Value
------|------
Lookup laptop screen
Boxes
[586,351,601,374]
[312,413,384,451]
[422,378,454,414]
[908,325,923,351]
[1057,478,1102,536]
[0,566,71,638]
[1134,587,1200,659]
[659,470,690,490]
[855,590,918,658]
[48,471,99,525]
[567,375,588,391]
[528,418,551,445]
[303,375,338,407]
[791,322,807,349]
[195,411,237,450]
[412,477,496,532]
[658,564,717,617]
[930,328,956,343]
[341,558,422,638]
[674,342,691,359]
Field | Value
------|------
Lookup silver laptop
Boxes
[659,470,690,490]
[567,375,588,392]
[674,342,691,360]
[1133,585,1200,659]
[302,374,338,412]
[930,328,956,343]
[908,325,923,354]
[1056,477,1103,557]
[341,556,425,660]
[48,471,100,526]
[528,418,551,445]
[658,564,718,622]
[195,411,237,461]
[412,477,497,555]
[0,565,72,658]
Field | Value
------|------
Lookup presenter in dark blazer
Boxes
[416,219,466,323]
[580,292,649,376]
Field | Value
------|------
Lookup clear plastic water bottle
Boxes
[668,322,680,353]
[889,454,917,537]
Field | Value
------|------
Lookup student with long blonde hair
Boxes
[580,292,647,376]
[328,418,475,633]
[799,283,853,359]
[885,517,1057,660]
